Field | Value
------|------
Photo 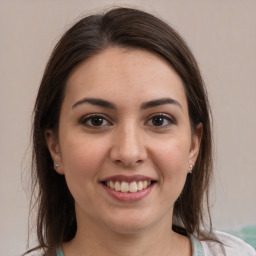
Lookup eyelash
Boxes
[79,113,175,129]
[146,113,176,128]
[79,114,112,128]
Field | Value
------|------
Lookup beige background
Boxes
[0,0,255,255]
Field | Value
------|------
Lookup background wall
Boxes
[0,0,255,255]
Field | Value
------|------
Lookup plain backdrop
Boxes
[0,0,255,255]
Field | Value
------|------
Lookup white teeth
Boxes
[137,181,143,191]
[110,180,115,189]
[129,181,137,192]
[120,181,129,192]
[106,180,153,193]
[114,181,121,191]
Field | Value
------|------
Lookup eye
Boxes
[146,114,175,127]
[80,114,111,128]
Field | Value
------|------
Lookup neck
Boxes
[63,214,191,256]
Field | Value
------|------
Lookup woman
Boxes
[25,7,255,256]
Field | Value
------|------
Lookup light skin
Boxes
[46,47,202,256]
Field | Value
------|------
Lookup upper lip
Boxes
[99,175,156,183]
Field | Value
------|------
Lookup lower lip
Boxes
[101,183,154,202]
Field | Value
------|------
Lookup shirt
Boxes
[56,231,256,256]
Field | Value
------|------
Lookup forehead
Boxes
[65,47,187,110]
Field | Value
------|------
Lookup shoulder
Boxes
[200,230,256,256]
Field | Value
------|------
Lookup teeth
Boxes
[137,181,143,191]
[129,181,137,193]
[120,181,129,192]
[110,180,115,189]
[105,180,153,193]
[114,181,121,191]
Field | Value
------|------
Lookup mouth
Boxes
[102,180,155,193]
[100,175,157,193]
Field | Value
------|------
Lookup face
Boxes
[46,47,201,235]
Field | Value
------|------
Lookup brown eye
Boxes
[80,114,111,128]
[152,116,165,126]
[90,116,104,126]
[147,114,174,127]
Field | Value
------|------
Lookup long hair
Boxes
[27,7,213,255]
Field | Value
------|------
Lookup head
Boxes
[31,7,212,254]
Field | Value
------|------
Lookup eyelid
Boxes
[146,113,176,127]
[79,113,113,128]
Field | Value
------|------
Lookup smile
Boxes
[104,180,152,193]
[100,175,156,201]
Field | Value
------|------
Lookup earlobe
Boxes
[45,129,64,175]
[189,123,203,169]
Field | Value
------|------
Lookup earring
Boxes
[189,164,193,174]
[54,163,59,168]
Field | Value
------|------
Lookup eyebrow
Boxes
[140,98,183,111]
[72,97,182,111]
[72,98,116,109]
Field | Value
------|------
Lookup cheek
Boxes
[59,134,109,206]
[151,138,190,194]
[59,134,108,181]
[154,137,190,171]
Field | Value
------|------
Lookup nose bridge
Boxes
[110,120,147,167]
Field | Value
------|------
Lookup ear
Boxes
[45,129,64,175]
[188,123,203,171]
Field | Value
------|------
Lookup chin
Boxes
[107,222,150,235]
[102,211,158,235]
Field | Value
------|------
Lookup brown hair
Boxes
[26,7,213,255]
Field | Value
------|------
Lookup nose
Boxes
[110,123,147,168]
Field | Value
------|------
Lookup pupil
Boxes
[153,116,164,126]
[91,117,103,126]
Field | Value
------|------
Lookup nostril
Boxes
[115,159,144,168]
[110,139,147,167]
[115,160,123,165]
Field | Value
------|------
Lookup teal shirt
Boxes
[57,248,64,256]
[190,235,205,256]
[56,235,205,256]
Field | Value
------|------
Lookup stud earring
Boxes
[54,163,59,168]
[189,164,193,173]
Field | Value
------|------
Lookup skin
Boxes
[46,47,202,256]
